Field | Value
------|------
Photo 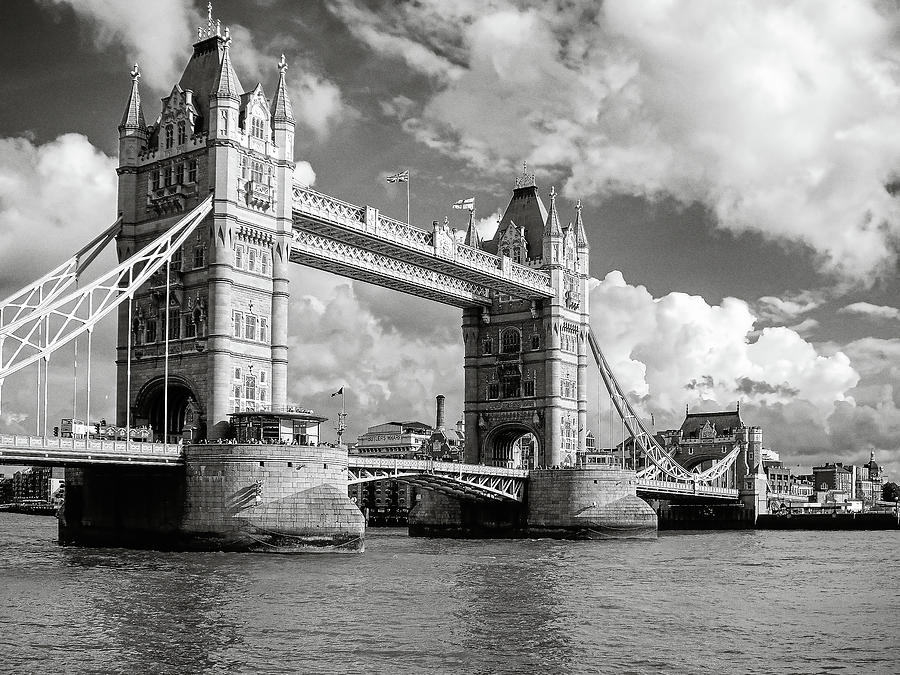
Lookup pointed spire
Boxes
[213,37,240,99]
[574,198,589,249]
[544,186,563,238]
[271,54,295,123]
[119,63,146,130]
[463,209,482,248]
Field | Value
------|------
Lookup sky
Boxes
[1,0,900,478]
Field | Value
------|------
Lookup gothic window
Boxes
[234,367,241,380]
[488,383,499,400]
[251,160,264,183]
[531,333,540,350]
[168,315,180,340]
[483,337,493,355]
[523,380,535,397]
[171,247,182,271]
[176,163,185,184]
[188,159,197,183]
[177,121,186,145]
[235,245,243,269]
[240,155,248,180]
[260,370,266,384]
[501,328,521,354]
[165,125,174,149]
[145,320,157,344]
[244,314,257,341]
[260,317,268,343]
[245,375,257,401]
[251,117,265,140]
[234,385,241,399]
[501,374,521,399]
[261,252,269,275]
[233,311,242,338]
[164,165,173,187]
[151,170,160,191]
[193,244,205,269]
[185,314,196,338]
[248,248,257,271]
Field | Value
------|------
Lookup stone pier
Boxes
[59,443,364,552]
[409,467,657,539]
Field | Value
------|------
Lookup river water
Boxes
[0,513,897,674]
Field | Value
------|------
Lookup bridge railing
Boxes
[638,478,738,497]
[348,456,529,478]
[0,434,182,456]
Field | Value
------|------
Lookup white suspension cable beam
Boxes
[0,217,122,333]
[0,196,212,382]
[587,328,739,485]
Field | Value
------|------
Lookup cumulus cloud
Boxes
[839,302,900,321]
[333,0,900,281]
[41,0,199,91]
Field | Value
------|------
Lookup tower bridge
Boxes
[0,7,763,549]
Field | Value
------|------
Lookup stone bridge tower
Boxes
[115,12,295,440]
[462,168,590,468]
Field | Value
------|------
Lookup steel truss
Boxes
[587,328,739,486]
[0,217,122,334]
[347,457,527,502]
[0,196,213,381]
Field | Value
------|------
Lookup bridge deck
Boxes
[0,435,183,467]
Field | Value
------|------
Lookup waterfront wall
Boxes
[59,443,365,551]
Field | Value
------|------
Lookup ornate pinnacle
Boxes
[575,198,582,212]
[514,160,536,188]
[130,63,140,82]
[278,54,288,75]
[549,185,556,201]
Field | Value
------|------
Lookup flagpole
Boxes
[406,172,410,225]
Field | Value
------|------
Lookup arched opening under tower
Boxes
[135,377,202,443]
[483,424,540,469]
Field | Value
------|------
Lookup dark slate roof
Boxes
[484,185,548,257]
[680,410,744,437]
[177,35,243,132]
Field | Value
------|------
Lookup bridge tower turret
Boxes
[463,166,590,468]
[114,9,295,441]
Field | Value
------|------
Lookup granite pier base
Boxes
[59,443,365,552]
[409,468,657,539]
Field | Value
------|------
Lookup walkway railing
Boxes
[0,434,183,465]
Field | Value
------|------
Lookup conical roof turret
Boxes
[119,64,146,131]
[271,54,295,123]
[463,210,482,248]
[544,186,563,238]
[574,199,589,249]
[213,34,241,100]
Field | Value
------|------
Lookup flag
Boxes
[452,197,475,211]
[386,170,409,183]
[331,386,344,397]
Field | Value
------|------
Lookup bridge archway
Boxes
[482,423,540,469]
[135,376,203,443]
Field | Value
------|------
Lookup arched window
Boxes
[501,328,521,354]
[251,116,265,140]
[177,121,186,145]
[165,125,174,149]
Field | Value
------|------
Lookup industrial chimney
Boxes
[435,395,446,431]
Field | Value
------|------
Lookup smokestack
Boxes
[436,395,446,431]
